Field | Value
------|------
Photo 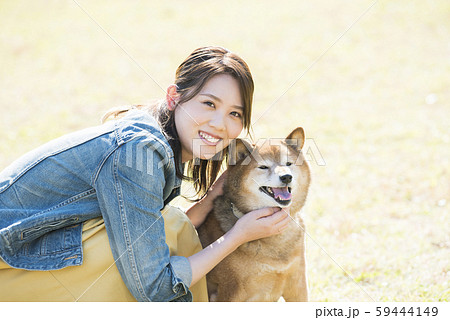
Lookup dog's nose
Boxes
[280,174,292,184]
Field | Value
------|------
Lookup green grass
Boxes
[1,0,449,301]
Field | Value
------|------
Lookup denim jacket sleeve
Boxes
[94,134,193,302]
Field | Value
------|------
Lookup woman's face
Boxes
[174,74,244,162]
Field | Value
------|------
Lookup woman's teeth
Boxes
[199,131,220,144]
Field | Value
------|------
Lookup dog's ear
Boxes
[228,138,253,165]
[285,127,305,152]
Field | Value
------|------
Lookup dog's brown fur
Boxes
[198,127,311,302]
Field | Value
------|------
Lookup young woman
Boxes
[0,46,290,302]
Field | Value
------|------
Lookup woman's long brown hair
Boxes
[102,46,254,200]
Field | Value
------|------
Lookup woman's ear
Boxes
[166,84,179,111]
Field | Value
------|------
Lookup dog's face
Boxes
[225,127,311,214]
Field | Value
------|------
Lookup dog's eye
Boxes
[286,162,292,166]
[258,165,269,170]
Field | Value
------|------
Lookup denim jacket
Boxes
[0,109,193,301]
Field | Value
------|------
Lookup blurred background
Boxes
[1,0,449,301]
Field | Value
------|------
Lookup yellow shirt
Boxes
[0,206,208,302]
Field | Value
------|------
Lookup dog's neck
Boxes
[230,202,245,219]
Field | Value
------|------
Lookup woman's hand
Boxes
[185,170,228,228]
[229,206,291,246]
[187,205,291,287]
[206,170,227,198]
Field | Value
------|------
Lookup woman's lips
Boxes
[198,131,222,145]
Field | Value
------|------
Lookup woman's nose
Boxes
[209,112,226,131]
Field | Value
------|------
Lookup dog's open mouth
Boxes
[259,186,292,206]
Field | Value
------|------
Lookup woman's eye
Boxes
[258,165,269,169]
[230,111,242,118]
[204,101,215,108]
[286,162,292,166]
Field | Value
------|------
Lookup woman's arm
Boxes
[185,171,227,228]
[187,206,291,286]
[95,139,194,301]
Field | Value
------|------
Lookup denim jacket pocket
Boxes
[20,218,80,242]
[23,222,82,257]
[1,189,97,257]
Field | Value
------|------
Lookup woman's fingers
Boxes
[232,206,293,243]
[208,170,228,197]
[258,207,290,223]
[250,206,279,219]
[254,207,292,234]
[274,212,291,233]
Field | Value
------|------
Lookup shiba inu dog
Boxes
[198,127,311,302]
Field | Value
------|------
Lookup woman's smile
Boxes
[198,130,222,145]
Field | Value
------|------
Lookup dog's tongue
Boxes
[272,187,292,200]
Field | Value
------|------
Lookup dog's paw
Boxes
[209,292,218,302]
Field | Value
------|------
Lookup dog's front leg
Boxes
[214,276,250,302]
[282,261,308,302]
